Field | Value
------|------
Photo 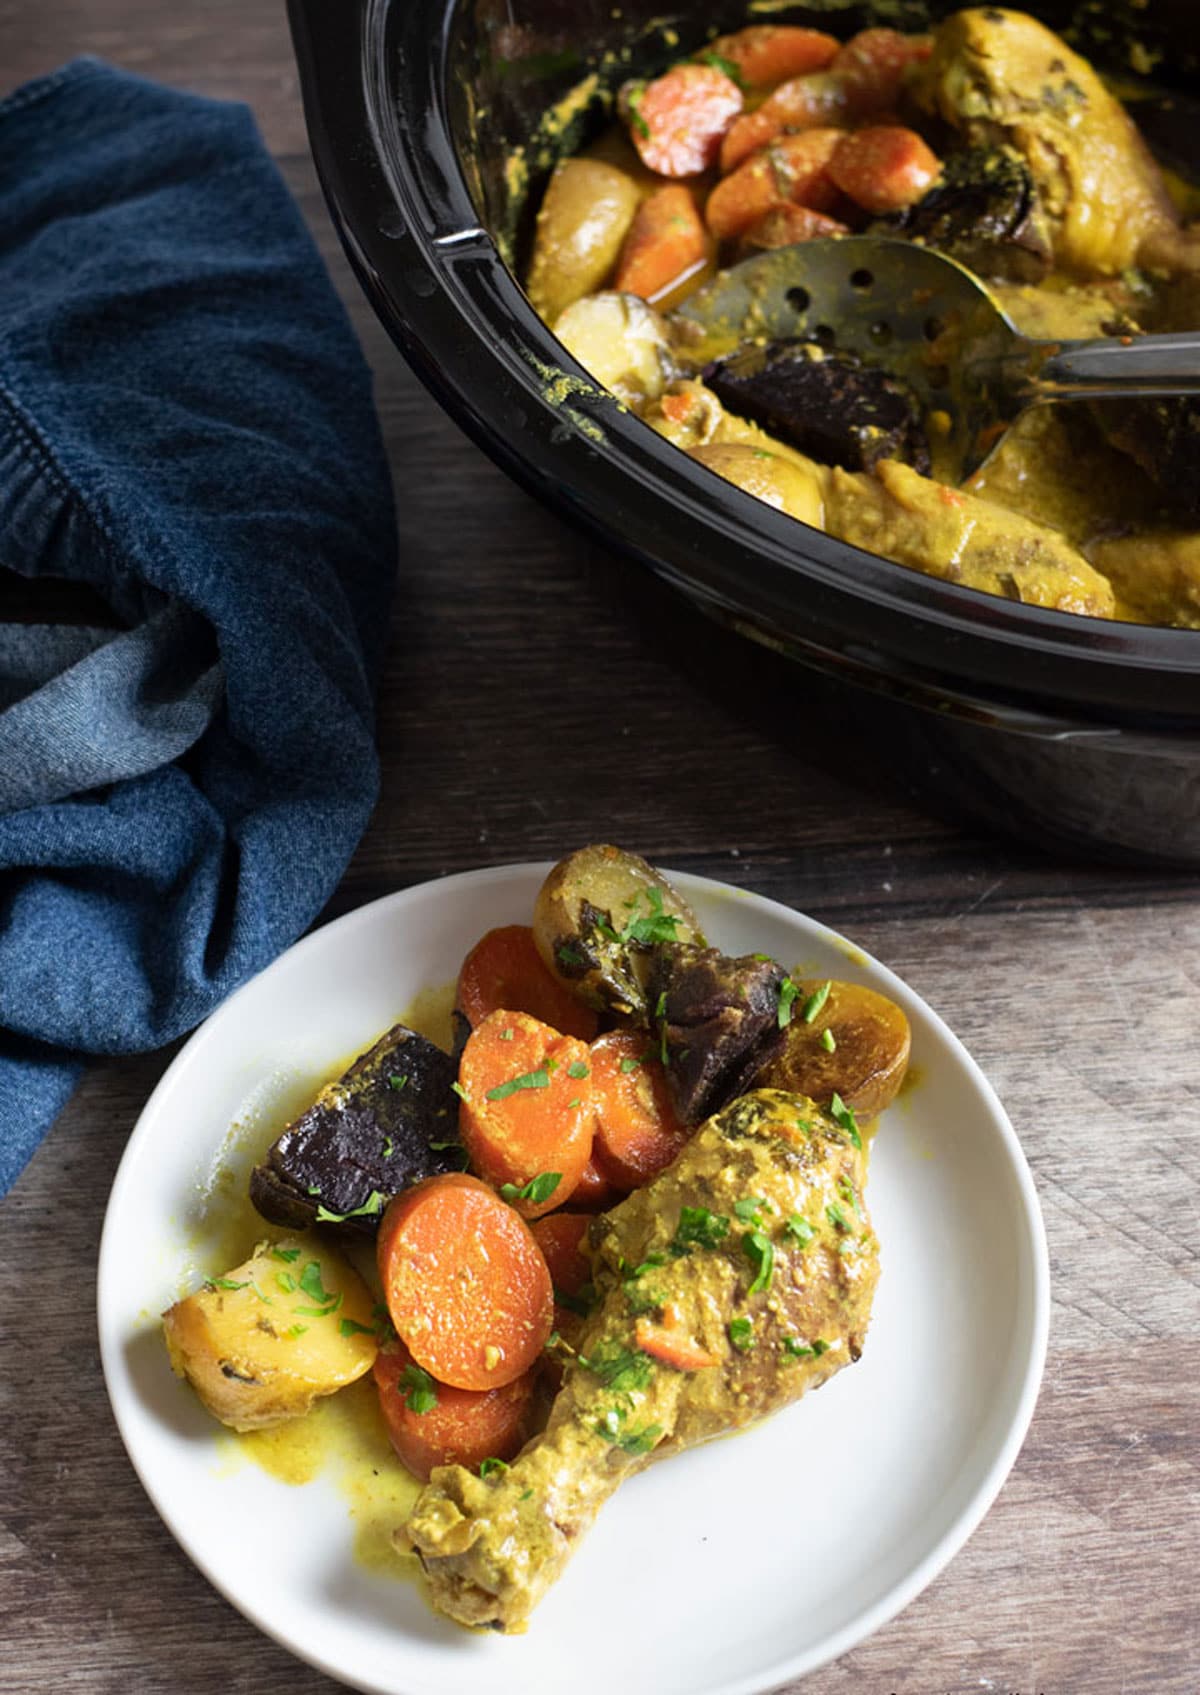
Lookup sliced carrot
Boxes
[614,184,712,302]
[377,1172,553,1389]
[703,25,839,91]
[719,29,930,171]
[374,1340,538,1482]
[530,1209,598,1336]
[456,1009,594,1216]
[740,203,849,252]
[831,28,932,117]
[569,1152,625,1210]
[455,924,598,1041]
[829,126,940,215]
[706,129,843,243]
[635,1315,721,1371]
[589,1029,690,1190]
[621,63,743,177]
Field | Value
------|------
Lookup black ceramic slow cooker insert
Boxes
[289,0,1200,867]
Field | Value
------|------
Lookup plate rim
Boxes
[97,859,1050,1693]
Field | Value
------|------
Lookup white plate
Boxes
[98,863,1048,1695]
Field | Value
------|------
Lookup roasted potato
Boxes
[687,442,826,528]
[553,292,674,409]
[526,159,640,323]
[533,844,705,1018]
[162,1236,377,1431]
[745,978,910,1121]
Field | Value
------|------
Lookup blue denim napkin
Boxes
[0,61,396,1192]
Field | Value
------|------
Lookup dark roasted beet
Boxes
[703,341,930,474]
[1092,397,1200,520]
[648,943,785,1125]
[879,146,1050,281]
[249,1023,462,1233]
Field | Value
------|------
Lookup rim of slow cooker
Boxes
[291,0,1200,732]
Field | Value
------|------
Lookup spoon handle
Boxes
[1025,333,1200,400]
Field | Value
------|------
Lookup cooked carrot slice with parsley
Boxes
[635,1313,720,1371]
[706,129,843,243]
[741,203,849,252]
[589,1029,690,1190]
[456,924,598,1041]
[377,1172,553,1390]
[456,1009,594,1216]
[703,25,839,91]
[829,126,940,214]
[614,184,712,302]
[374,1340,537,1482]
[621,63,743,177]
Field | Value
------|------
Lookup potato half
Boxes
[533,844,705,1019]
[746,978,911,1122]
[162,1235,377,1432]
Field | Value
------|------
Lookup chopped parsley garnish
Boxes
[520,1487,534,1501]
[734,1195,770,1225]
[284,1324,308,1339]
[314,1190,386,1224]
[450,1080,468,1101]
[785,1213,815,1247]
[830,1091,862,1149]
[271,1246,301,1264]
[801,981,832,1025]
[838,1176,863,1219]
[578,1344,654,1394]
[382,1136,394,1158]
[500,1027,514,1041]
[557,942,587,968]
[619,886,681,947]
[388,1073,408,1090]
[499,1171,561,1206]
[429,1139,470,1169]
[339,1318,375,1338]
[293,1291,343,1318]
[820,1028,837,1053]
[670,1205,730,1255]
[275,1272,297,1294]
[696,48,744,85]
[728,1316,754,1352]
[619,1054,644,1074]
[486,1067,551,1101]
[783,1336,829,1360]
[479,1457,509,1478]
[397,1364,438,1415]
[624,82,651,140]
[568,1098,582,1109]
[776,976,800,1028]
[742,1230,775,1294]
[825,1201,851,1233]
[299,1261,334,1305]
[567,1060,590,1080]
[208,1277,248,1292]
[594,1404,663,1453]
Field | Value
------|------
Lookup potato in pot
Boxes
[526,158,640,323]
[162,1235,377,1431]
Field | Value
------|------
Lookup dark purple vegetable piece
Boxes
[877,145,1050,281]
[648,942,786,1125]
[703,340,930,474]
[249,1023,463,1233]
[1091,397,1200,520]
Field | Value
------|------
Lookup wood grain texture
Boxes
[1,4,1198,1693]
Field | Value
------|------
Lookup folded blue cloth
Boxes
[0,61,396,1192]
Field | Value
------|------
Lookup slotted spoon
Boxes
[673,235,1200,480]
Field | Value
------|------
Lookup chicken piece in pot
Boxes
[401,1088,878,1630]
[922,8,1183,277]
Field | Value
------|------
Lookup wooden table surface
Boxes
[1,5,1197,1693]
